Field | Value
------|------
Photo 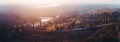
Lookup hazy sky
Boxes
[0,0,120,16]
[0,0,120,5]
[0,0,120,8]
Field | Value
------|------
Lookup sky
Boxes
[0,0,120,5]
[0,0,120,8]
[0,0,120,11]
